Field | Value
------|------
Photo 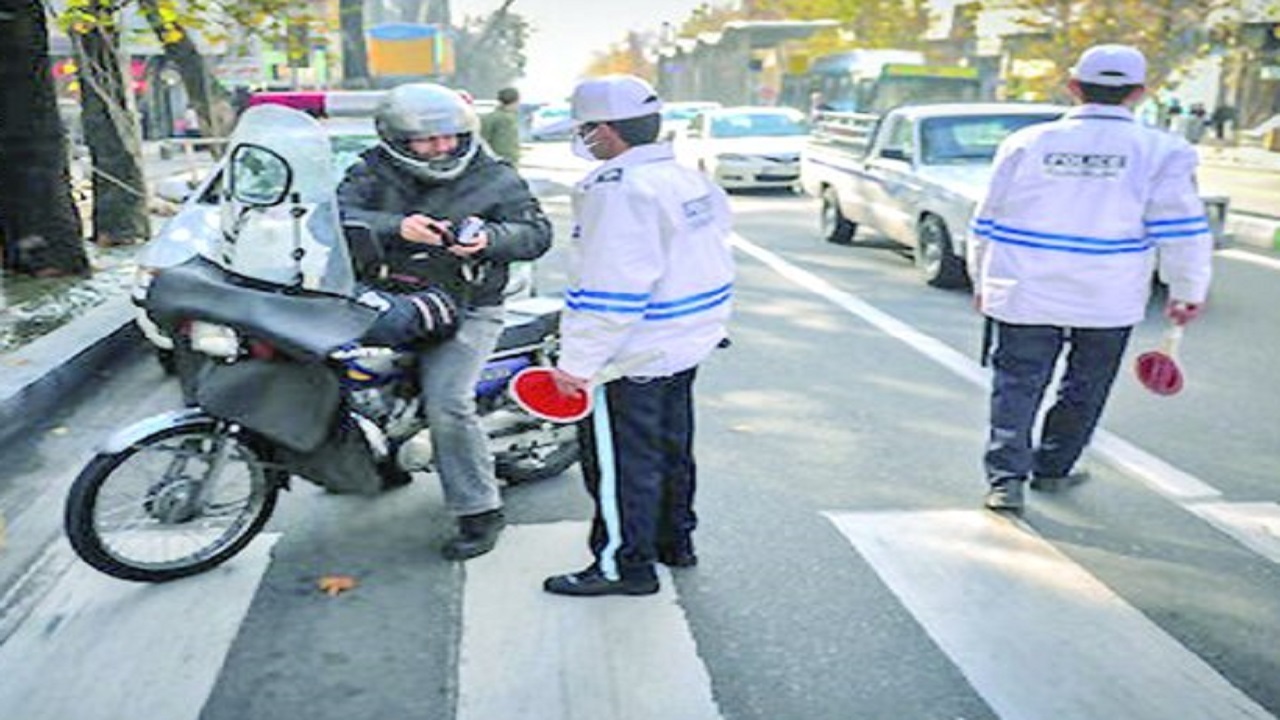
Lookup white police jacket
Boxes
[968,104,1213,328]
[560,142,735,380]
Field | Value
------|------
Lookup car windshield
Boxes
[710,111,808,138]
[664,105,716,122]
[919,113,1061,165]
[534,107,570,125]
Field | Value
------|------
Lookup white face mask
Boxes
[571,126,602,161]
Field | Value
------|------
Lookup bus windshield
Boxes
[870,76,983,114]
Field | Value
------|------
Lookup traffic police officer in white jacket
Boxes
[969,45,1213,512]
[544,75,735,596]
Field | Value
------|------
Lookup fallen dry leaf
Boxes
[317,575,358,597]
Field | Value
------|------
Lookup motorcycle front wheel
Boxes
[64,421,282,582]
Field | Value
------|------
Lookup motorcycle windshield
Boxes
[219,104,356,296]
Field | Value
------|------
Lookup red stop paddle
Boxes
[1135,323,1185,396]
[509,368,593,423]
[509,351,663,423]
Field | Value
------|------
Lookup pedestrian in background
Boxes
[968,44,1214,512]
[1185,103,1208,144]
[181,105,201,138]
[480,87,522,165]
[1210,105,1235,142]
[543,75,735,597]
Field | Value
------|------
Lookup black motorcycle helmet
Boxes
[375,83,481,182]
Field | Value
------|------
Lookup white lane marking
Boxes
[458,522,722,720]
[827,510,1275,720]
[1089,433,1220,500]
[0,534,278,720]
[1187,502,1280,565]
[1219,248,1280,272]
[731,233,1223,503]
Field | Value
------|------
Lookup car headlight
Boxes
[716,153,753,162]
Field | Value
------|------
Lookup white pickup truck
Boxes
[800,103,1067,288]
[800,102,1231,289]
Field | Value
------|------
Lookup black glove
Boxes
[359,286,460,347]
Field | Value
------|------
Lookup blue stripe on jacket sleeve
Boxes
[1145,215,1208,228]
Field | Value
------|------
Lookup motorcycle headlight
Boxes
[188,321,240,358]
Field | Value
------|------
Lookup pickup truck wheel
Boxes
[821,188,856,245]
[916,215,968,289]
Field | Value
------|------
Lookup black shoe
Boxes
[1030,470,1091,493]
[543,566,659,597]
[657,548,698,568]
[984,480,1025,512]
[441,509,505,561]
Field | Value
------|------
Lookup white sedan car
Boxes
[677,106,809,191]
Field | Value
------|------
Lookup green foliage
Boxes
[1000,0,1234,100]
[453,10,531,98]
[58,0,317,49]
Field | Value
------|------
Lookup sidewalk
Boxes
[1195,143,1280,251]
[1197,143,1280,173]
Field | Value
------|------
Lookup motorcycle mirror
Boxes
[228,143,292,207]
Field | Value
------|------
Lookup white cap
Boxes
[570,75,662,123]
[1071,44,1146,86]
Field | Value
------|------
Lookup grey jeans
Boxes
[417,305,505,516]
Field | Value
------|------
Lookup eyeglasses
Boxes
[577,122,601,137]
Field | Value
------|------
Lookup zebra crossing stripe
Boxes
[457,521,723,720]
[826,510,1274,720]
[0,534,278,720]
[1187,502,1280,565]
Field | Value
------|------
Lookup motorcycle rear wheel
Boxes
[64,422,282,582]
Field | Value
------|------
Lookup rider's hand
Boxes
[447,229,489,258]
[972,293,983,313]
[551,368,590,397]
[400,214,450,245]
[1165,300,1203,325]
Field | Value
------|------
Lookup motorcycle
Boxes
[63,105,578,583]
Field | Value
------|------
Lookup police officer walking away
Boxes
[543,75,735,596]
[337,83,553,559]
[970,45,1213,513]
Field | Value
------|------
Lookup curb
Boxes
[0,298,141,451]
[1227,212,1280,252]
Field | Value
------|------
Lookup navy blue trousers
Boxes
[985,322,1131,486]
[577,368,698,581]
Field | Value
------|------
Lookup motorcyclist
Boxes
[337,83,553,561]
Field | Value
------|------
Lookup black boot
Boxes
[441,509,505,561]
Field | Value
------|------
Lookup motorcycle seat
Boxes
[496,297,562,354]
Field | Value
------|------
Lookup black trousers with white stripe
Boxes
[577,368,699,581]
[985,322,1131,486]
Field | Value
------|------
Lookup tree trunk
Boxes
[0,1,89,276]
[136,0,234,140]
[340,0,369,88]
[73,24,150,246]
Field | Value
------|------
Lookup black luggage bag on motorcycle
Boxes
[149,255,386,495]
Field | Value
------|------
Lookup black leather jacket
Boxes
[336,146,552,307]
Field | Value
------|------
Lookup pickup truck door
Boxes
[863,116,921,245]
